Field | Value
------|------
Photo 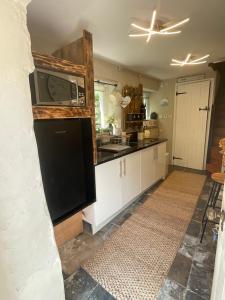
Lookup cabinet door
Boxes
[156,142,167,180]
[94,158,122,226]
[122,151,141,206]
[140,147,155,192]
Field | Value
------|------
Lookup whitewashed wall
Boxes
[150,79,176,163]
[0,1,65,299]
[94,57,160,91]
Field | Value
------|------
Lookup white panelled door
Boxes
[211,188,225,300]
[173,80,210,170]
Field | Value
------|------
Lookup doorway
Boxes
[173,79,213,170]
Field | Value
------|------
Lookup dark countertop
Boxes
[96,138,167,165]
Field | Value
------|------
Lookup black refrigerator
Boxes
[34,118,96,224]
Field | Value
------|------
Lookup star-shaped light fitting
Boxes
[129,10,190,43]
[170,54,210,66]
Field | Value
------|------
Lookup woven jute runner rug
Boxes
[82,171,206,300]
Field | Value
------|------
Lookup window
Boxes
[94,83,117,132]
[143,91,151,120]
[95,89,105,132]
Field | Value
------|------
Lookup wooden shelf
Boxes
[32,51,86,77]
[33,105,93,120]
[32,30,96,165]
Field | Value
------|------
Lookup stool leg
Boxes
[200,219,208,243]
[202,182,216,223]
[212,184,222,208]
[200,182,222,243]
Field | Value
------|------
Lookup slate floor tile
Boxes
[59,233,103,277]
[199,223,217,253]
[95,223,119,241]
[179,234,199,259]
[186,220,201,238]
[65,268,98,300]
[193,245,216,268]
[192,208,204,223]
[197,199,207,209]
[111,211,132,226]
[187,261,213,299]
[202,184,211,194]
[157,279,185,300]
[88,284,116,300]
[184,289,205,300]
[124,199,142,214]
[139,194,149,203]
[168,253,192,287]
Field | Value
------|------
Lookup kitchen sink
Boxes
[98,144,131,152]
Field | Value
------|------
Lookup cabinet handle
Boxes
[123,158,126,176]
[119,160,122,177]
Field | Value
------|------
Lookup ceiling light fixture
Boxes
[170,54,210,66]
[129,10,189,43]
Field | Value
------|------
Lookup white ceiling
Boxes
[27,0,225,79]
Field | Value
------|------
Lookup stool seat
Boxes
[211,172,225,185]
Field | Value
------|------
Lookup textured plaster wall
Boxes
[0,1,65,299]
[94,56,160,91]
[150,79,176,162]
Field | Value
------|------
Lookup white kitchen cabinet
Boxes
[84,152,141,233]
[140,142,167,192]
[83,157,122,233]
[84,142,167,233]
[156,142,167,180]
[122,151,141,206]
[140,146,155,191]
[94,158,123,226]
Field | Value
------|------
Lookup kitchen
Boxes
[1,1,225,300]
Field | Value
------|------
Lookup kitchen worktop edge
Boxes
[96,138,167,166]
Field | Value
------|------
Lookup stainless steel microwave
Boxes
[29,68,86,106]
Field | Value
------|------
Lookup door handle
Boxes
[199,106,209,111]
[119,160,122,178]
[123,158,126,176]
[176,91,187,96]
[173,156,183,160]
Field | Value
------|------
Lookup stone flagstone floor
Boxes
[61,167,217,300]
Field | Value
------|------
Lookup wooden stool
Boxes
[200,172,225,243]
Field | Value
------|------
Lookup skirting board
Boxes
[54,211,83,247]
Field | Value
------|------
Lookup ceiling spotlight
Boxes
[170,54,210,66]
[129,10,189,43]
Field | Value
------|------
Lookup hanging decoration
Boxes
[121,96,131,108]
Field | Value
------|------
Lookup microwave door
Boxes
[32,69,85,106]
[48,75,73,103]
